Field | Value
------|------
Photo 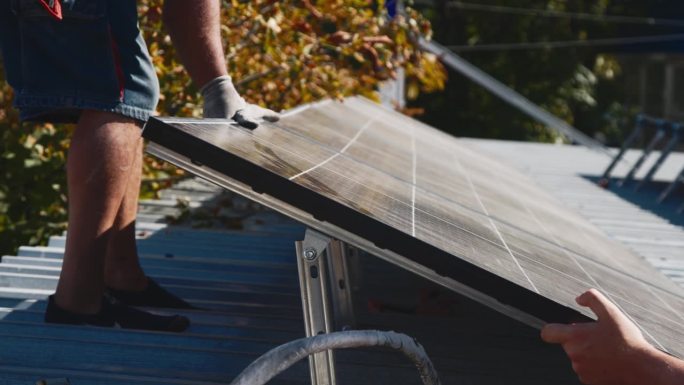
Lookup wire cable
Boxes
[229,330,441,385]
[447,33,684,52]
[444,1,684,28]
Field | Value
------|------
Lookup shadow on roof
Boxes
[582,175,684,228]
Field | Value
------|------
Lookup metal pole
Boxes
[658,166,684,203]
[295,229,337,385]
[636,124,681,191]
[618,121,668,187]
[326,240,356,330]
[419,38,609,153]
[598,115,646,188]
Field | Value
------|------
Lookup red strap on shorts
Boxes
[38,0,63,21]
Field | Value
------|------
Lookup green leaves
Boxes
[0,98,70,254]
[414,0,646,142]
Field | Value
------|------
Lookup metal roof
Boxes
[0,175,581,384]
[0,138,681,384]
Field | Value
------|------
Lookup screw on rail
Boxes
[303,248,318,261]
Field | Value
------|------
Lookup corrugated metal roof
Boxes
[0,176,581,384]
[0,179,311,384]
[2,138,681,384]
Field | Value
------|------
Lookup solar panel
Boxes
[143,97,684,357]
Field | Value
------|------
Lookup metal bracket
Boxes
[295,229,358,385]
[296,229,336,385]
[637,124,681,191]
[618,120,667,187]
[658,166,684,205]
[326,240,357,330]
[599,115,645,187]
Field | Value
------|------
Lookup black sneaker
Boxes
[106,278,197,309]
[45,295,190,332]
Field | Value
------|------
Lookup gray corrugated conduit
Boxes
[229,330,441,385]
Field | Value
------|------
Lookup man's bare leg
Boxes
[103,138,148,292]
[54,110,143,314]
[101,130,194,309]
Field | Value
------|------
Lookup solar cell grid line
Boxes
[495,223,669,322]
[500,186,681,350]
[512,189,680,297]
[617,299,682,356]
[520,202,667,351]
[647,285,684,324]
[412,191,539,290]
[288,118,375,181]
[339,101,549,218]
[278,104,416,183]
[584,268,683,354]
[142,96,684,357]
[581,259,684,324]
[339,99,678,289]
[573,223,680,292]
[388,127,680,332]
[288,99,684,296]
[508,237,680,353]
[450,147,540,293]
[655,289,684,321]
[350,104,527,214]
[344,118,415,181]
[346,98,578,223]
[278,103,370,154]
[212,101,684,304]
[526,207,636,278]
[415,141,483,210]
[144,113,551,299]
[422,136,672,290]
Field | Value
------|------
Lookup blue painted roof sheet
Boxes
[0,176,581,384]
[3,138,682,384]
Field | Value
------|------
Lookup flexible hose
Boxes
[229,330,441,385]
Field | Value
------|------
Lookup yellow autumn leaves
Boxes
[0,1,446,254]
[140,0,446,117]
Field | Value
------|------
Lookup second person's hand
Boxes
[541,289,667,385]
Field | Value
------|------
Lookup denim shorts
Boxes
[0,0,159,123]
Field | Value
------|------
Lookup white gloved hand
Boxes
[201,75,280,129]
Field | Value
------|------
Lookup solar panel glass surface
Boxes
[143,97,684,357]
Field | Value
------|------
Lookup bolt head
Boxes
[304,248,317,260]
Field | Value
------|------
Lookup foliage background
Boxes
[0,0,445,256]
[412,0,682,144]
[3,0,679,257]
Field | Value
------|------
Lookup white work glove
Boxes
[200,75,280,129]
